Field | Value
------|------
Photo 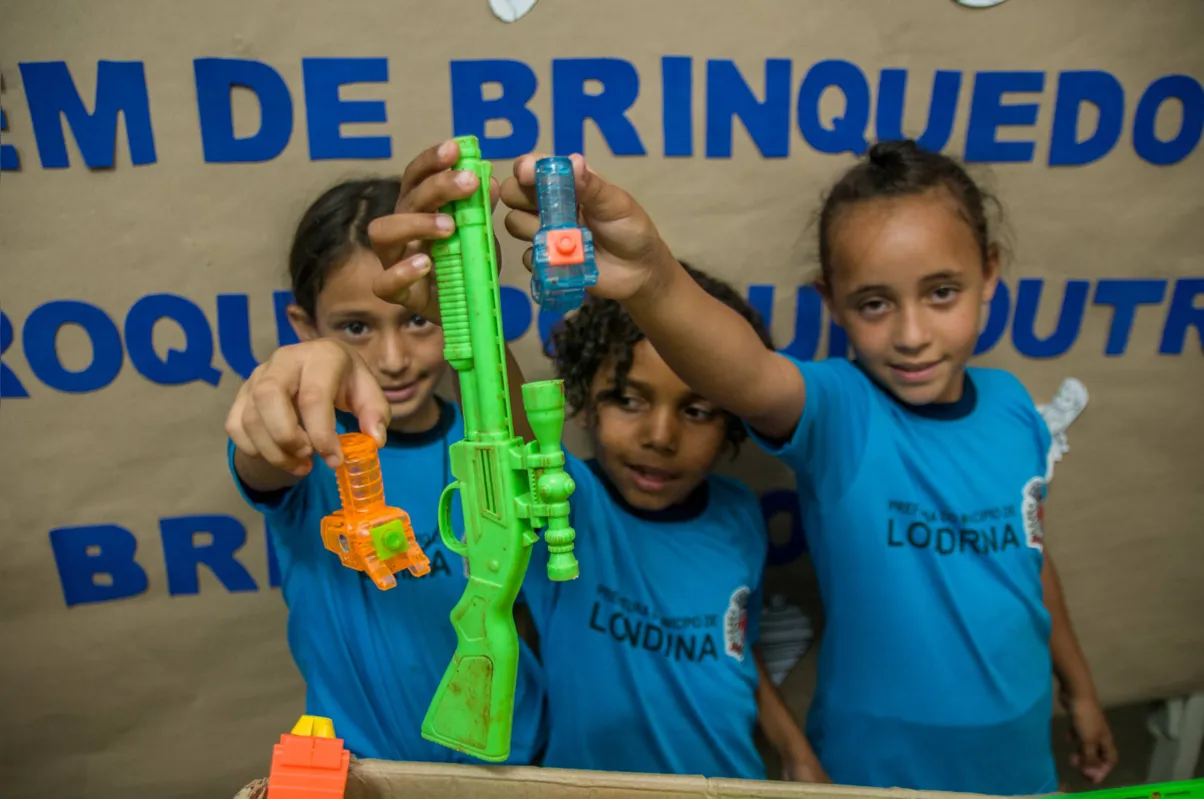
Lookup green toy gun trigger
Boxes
[420,135,579,764]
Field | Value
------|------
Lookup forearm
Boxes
[625,250,804,439]
[233,449,304,493]
[1043,555,1098,701]
[753,647,815,763]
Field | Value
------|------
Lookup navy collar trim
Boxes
[852,359,977,421]
[585,458,710,523]
[335,397,456,448]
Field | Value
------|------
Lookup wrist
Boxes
[627,242,683,310]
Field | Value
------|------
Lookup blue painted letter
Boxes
[161,515,258,596]
[20,60,156,168]
[23,300,124,393]
[1093,279,1167,356]
[1159,278,1204,355]
[797,60,870,155]
[662,56,693,157]
[1012,279,1090,358]
[1049,71,1124,167]
[450,60,539,159]
[50,524,150,607]
[302,57,391,160]
[194,58,293,163]
[706,59,791,158]
[876,69,961,152]
[965,71,1044,163]
[1133,75,1204,166]
[125,295,221,386]
[552,58,645,157]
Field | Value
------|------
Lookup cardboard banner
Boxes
[1,1,1201,796]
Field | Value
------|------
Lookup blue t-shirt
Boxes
[522,454,768,779]
[227,399,546,765]
[750,357,1056,795]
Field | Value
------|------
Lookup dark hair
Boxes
[288,178,401,318]
[817,139,1001,283]
[545,262,774,455]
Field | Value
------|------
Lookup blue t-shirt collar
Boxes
[851,358,977,421]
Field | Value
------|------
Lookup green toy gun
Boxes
[421,135,580,763]
[1055,780,1204,799]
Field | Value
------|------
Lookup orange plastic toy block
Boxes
[267,715,350,798]
[546,228,584,266]
[320,432,430,590]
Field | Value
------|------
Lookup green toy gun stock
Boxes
[421,135,580,763]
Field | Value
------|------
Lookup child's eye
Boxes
[684,405,717,422]
[931,286,960,303]
[858,299,890,317]
[341,321,370,337]
[616,394,643,410]
[408,314,430,328]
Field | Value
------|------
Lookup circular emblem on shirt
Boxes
[1021,476,1046,552]
[724,586,751,661]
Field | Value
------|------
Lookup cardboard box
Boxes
[233,760,999,799]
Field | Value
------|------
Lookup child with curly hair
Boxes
[515,262,826,781]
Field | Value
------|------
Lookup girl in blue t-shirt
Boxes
[494,141,1116,794]
[224,140,545,765]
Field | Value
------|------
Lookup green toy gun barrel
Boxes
[421,135,579,763]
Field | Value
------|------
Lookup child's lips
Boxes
[382,382,418,403]
[626,463,681,492]
[889,360,943,383]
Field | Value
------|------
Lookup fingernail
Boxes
[412,254,431,274]
[324,455,341,470]
[457,170,476,188]
[439,140,455,159]
[375,423,388,445]
[436,214,454,231]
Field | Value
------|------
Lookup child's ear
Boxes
[286,304,319,342]
[982,244,1001,303]
[814,277,841,323]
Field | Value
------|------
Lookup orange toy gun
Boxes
[320,432,430,590]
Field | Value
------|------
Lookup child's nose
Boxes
[893,304,932,353]
[376,331,412,375]
[643,407,679,453]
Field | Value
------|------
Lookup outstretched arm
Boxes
[627,252,805,440]
[500,154,806,441]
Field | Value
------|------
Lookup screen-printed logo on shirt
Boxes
[724,586,751,661]
[1021,476,1046,551]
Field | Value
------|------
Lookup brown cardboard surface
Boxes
[0,1,1201,797]
[234,760,1003,799]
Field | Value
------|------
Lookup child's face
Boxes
[821,189,998,406]
[291,248,448,430]
[587,339,728,511]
